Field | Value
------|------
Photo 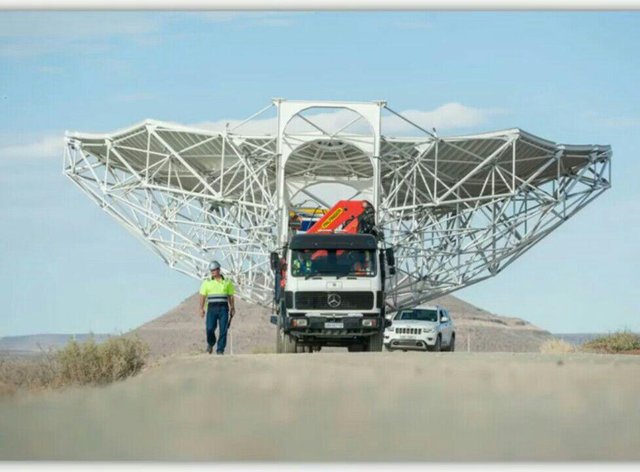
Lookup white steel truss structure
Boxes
[64,99,611,310]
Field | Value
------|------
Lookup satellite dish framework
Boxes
[63,99,611,311]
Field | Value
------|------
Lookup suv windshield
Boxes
[396,309,438,322]
[291,249,377,277]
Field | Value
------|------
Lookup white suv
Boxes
[384,304,455,352]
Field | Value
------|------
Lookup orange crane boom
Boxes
[306,200,370,234]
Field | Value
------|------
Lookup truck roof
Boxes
[290,233,377,250]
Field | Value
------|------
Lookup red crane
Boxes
[306,200,372,234]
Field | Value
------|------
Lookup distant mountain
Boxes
[131,292,554,358]
[0,334,112,355]
[1,293,558,360]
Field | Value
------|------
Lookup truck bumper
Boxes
[384,335,435,350]
[287,315,383,338]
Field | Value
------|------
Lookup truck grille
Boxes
[294,291,374,310]
[395,327,422,335]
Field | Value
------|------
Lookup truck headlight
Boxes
[291,318,308,327]
[362,319,378,327]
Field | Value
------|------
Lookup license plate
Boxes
[325,322,344,329]
[400,335,415,340]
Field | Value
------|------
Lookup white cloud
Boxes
[0,12,161,40]
[0,102,501,161]
[384,102,505,135]
[0,135,64,160]
[601,116,640,128]
[0,12,299,58]
[392,19,433,29]
[193,12,298,27]
[0,12,164,58]
[114,93,155,103]
[193,102,503,137]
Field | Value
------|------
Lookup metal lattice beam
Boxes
[64,99,611,311]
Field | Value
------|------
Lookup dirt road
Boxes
[1,352,639,461]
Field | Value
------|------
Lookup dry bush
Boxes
[539,338,577,354]
[0,336,149,397]
[56,336,149,385]
[0,353,59,395]
[582,331,640,353]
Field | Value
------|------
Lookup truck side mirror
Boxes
[270,315,278,325]
[270,252,280,272]
[385,247,396,275]
[385,248,395,267]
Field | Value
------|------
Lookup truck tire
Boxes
[365,331,384,352]
[282,333,297,353]
[276,328,283,353]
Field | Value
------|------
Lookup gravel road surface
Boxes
[1,352,639,461]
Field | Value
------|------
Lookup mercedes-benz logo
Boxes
[327,293,342,308]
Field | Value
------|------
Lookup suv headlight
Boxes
[423,327,435,334]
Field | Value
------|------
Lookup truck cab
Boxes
[271,232,392,352]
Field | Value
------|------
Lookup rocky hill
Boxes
[131,293,553,359]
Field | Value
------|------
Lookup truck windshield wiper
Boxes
[304,271,321,279]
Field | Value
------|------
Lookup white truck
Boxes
[270,201,395,353]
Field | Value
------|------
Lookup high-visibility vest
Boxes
[199,277,235,307]
[292,259,312,274]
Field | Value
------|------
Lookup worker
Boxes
[199,260,236,355]
[279,258,287,300]
[292,250,313,275]
[351,251,369,275]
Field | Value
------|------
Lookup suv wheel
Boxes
[429,335,441,352]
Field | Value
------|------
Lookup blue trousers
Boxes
[206,303,229,353]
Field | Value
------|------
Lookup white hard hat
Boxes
[208,261,221,271]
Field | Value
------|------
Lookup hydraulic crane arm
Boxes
[306,200,371,234]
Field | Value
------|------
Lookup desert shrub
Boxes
[0,353,58,394]
[582,331,640,353]
[56,336,149,385]
[539,338,577,354]
[0,336,150,397]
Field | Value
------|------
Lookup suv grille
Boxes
[395,327,422,335]
[294,291,374,310]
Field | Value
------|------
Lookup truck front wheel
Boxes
[276,327,284,353]
[365,331,384,352]
[282,332,297,353]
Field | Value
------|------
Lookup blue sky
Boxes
[0,11,638,336]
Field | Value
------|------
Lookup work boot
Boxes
[216,351,224,355]
[207,345,213,354]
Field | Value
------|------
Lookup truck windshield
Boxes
[396,309,438,322]
[291,249,377,277]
